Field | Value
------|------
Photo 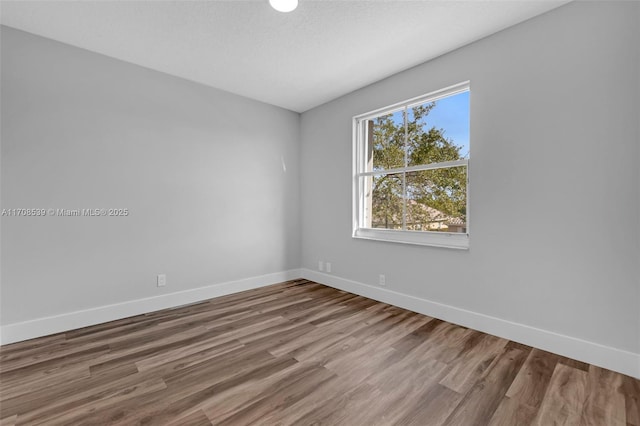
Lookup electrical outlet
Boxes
[157,274,167,287]
[379,274,386,286]
[318,261,324,272]
[326,262,332,273]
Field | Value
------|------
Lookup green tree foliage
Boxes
[370,103,467,231]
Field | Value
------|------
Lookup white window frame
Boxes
[352,82,470,249]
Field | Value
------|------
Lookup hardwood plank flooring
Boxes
[0,279,637,425]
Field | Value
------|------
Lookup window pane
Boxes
[405,166,467,233]
[364,173,404,230]
[407,90,469,167]
[366,109,405,172]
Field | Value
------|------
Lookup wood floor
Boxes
[1,280,638,425]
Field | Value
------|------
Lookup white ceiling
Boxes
[0,0,570,112]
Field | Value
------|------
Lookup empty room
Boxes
[1,0,639,424]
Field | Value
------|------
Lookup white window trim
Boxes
[352,81,470,250]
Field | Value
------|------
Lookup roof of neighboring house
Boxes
[406,200,466,225]
[447,216,466,225]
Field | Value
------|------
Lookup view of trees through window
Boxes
[363,90,469,233]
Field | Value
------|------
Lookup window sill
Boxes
[353,228,469,250]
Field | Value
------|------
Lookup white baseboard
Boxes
[301,269,640,379]
[0,269,302,346]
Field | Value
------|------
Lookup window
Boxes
[352,82,470,249]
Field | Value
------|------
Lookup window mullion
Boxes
[357,159,468,177]
[358,120,365,227]
[402,106,408,231]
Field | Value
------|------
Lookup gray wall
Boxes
[300,1,640,354]
[1,26,300,324]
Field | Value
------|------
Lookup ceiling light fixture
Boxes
[269,0,298,13]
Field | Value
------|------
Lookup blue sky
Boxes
[426,91,470,158]
[387,91,470,159]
